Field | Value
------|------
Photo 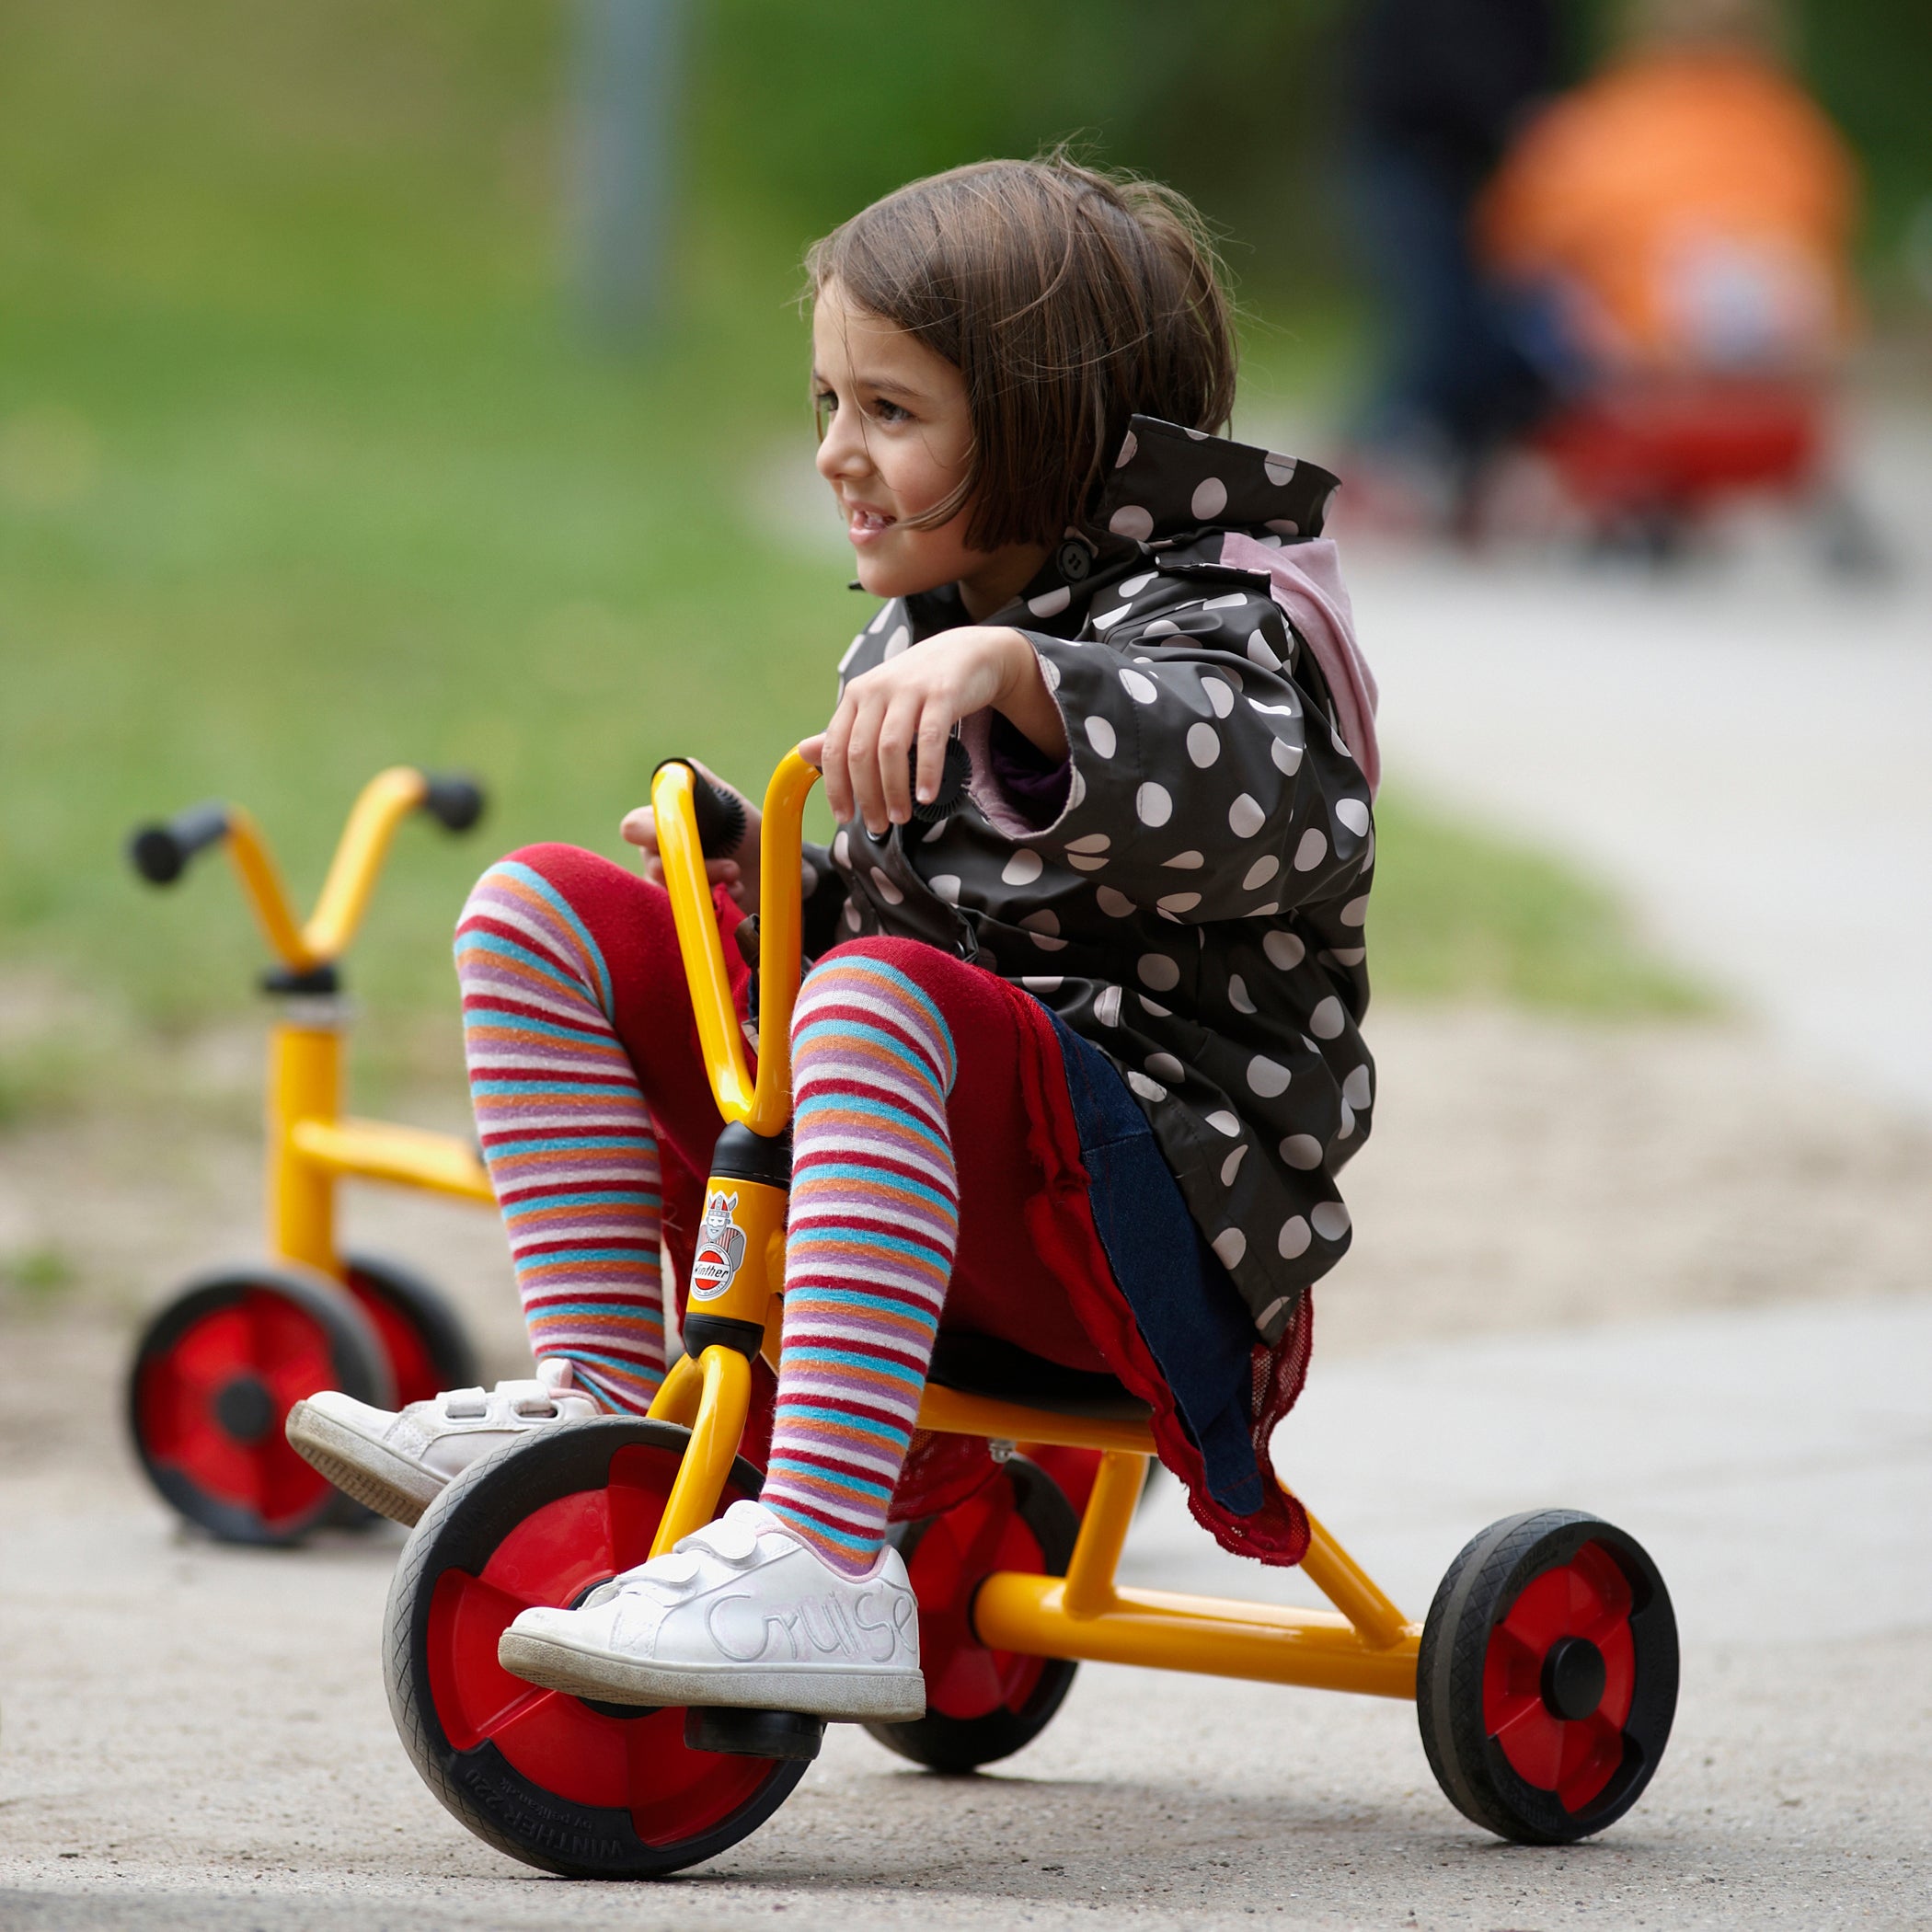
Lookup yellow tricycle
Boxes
[124,768,495,1544]
[379,751,1680,1873]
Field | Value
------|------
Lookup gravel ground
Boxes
[0,1462,1923,1931]
[2,1003,1928,1928]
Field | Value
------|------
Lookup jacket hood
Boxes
[1096,415,1340,546]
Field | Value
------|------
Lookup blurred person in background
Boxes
[1340,0,1567,532]
[1474,0,1873,562]
[1479,0,1858,385]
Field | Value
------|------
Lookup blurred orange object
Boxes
[1478,49,1858,374]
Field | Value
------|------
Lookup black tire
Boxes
[126,1262,393,1547]
[866,1455,1080,1772]
[1417,1508,1678,1845]
[385,1416,809,1879]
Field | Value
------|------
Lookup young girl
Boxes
[289,156,1378,1723]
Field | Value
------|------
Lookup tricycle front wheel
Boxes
[385,1416,807,1879]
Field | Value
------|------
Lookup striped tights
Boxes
[758,954,960,1572]
[456,860,668,1415]
[455,862,960,1576]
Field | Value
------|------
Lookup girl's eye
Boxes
[871,398,910,424]
[815,389,838,415]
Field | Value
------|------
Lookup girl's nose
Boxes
[816,411,868,483]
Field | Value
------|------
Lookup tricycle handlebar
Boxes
[126,765,489,975]
[128,801,232,886]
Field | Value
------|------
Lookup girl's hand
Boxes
[804,626,1068,835]
[621,762,763,908]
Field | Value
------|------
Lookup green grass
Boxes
[0,0,1707,1125]
[1368,794,1708,1016]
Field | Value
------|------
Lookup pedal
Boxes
[683,1706,825,1761]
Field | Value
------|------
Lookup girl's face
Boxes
[812,282,1049,619]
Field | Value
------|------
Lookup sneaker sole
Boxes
[284,1401,444,1527]
[498,1628,926,1723]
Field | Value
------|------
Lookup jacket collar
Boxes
[903,416,1340,637]
[1096,414,1340,546]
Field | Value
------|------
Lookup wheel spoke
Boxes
[930,1639,1005,1719]
[253,1434,324,1527]
[480,1487,615,1606]
[1492,1695,1565,1789]
[1555,1711,1625,1812]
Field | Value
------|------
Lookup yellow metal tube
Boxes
[651,762,756,1125]
[744,750,822,1135]
[303,766,430,961]
[973,1574,1420,1700]
[268,1019,342,1274]
[1060,1452,1146,1617]
[649,1345,752,1557]
[650,750,823,1134]
[288,1118,495,1205]
[1297,1505,1416,1650]
[224,809,317,972]
[647,1351,706,1430]
[916,1383,1156,1456]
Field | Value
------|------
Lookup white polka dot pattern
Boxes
[818,425,1367,1339]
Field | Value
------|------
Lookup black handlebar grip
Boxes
[692,771,749,859]
[420,772,486,834]
[654,759,748,860]
[127,801,231,886]
[909,735,972,824]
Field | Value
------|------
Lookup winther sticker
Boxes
[689,1189,749,1302]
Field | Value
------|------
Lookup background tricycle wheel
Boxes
[1418,1508,1678,1845]
[340,1250,479,1406]
[866,1455,1080,1772]
[325,1252,481,1530]
[385,1415,807,1879]
[127,1262,392,1546]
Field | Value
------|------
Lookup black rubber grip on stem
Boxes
[127,802,231,886]
[420,772,486,833]
[908,734,972,824]
[656,759,747,859]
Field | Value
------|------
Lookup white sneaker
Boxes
[498,1500,925,1721]
[285,1359,598,1526]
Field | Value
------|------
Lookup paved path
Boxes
[1347,416,1932,1111]
[4,1295,1926,1928]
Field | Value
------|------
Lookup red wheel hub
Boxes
[907,1473,1051,1723]
[425,1445,772,1847]
[1482,1539,1637,1811]
[136,1290,337,1532]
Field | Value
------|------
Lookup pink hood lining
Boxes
[1219,534,1380,799]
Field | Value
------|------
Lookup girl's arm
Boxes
[808,628,1064,836]
[975,585,1373,922]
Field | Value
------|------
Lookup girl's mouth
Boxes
[845,504,896,546]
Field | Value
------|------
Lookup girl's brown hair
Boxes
[806,155,1238,552]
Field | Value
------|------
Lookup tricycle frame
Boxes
[642,752,1421,1704]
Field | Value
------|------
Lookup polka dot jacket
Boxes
[810,415,1373,1346]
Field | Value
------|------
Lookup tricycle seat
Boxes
[926,1331,1152,1423]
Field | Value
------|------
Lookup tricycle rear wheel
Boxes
[1417,1508,1678,1844]
[866,1455,1080,1772]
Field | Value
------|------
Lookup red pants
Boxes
[522,844,1109,1373]
[498,844,1310,1563]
